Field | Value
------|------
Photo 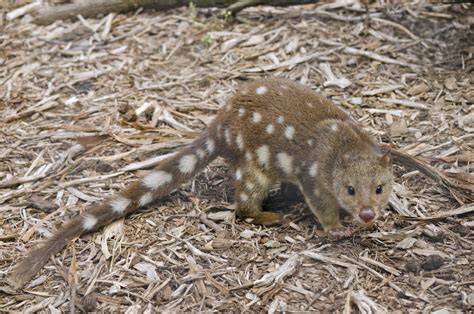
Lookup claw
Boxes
[327,227,353,239]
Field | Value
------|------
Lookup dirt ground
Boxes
[0,1,473,312]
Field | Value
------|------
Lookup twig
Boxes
[379,98,428,110]
[59,172,125,188]
[358,252,401,276]
[121,152,177,172]
[340,255,406,296]
[361,84,404,96]
[200,213,225,234]
[230,254,301,291]
[6,1,42,20]
[168,233,227,263]
[0,174,48,189]
[313,9,384,22]
[344,46,418,68]
[319,63,352,89]
[372,17,420,40]
[302,251,358,270]
[253,254,301,287]
[351,289,388,314]
[5,95,61,123]
[242,47,342,73]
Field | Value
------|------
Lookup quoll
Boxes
[10,77,393,288]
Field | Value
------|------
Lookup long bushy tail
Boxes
[10,129,221,289]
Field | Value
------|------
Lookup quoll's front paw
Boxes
[327,226,353,239]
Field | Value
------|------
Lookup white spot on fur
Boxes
[280,84,289,90]
[225,104,232,111]
[331,123,338,132]
[206,139,215,154]
[179,155,197,174]
[246,181,255,190]
[236,169,242,180]
[110,196,130,214]
[224,129,231,145]
[245,152,252,161]
[256,145,270,167]
[314,188,320,196]
[306,102,313,108]
[82,215,97,231]
[309,162,318,177]
[277,116,285,124]
[196,149,206,159]
[252,112,262,123]
[240,192,249,201]
[284,126,295,140]
[307,139,314,146]
[266,124,274,134]
[255,170,270,186]
[236,132,244,150]
[256,86,267,94]
[143,171,173,190]
[139,192,153,206]
[238,108,246,117]
[216,124,222,138]
[277,152,293,175]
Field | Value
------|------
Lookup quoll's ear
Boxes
[379,149,391,165]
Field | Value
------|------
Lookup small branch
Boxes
[242,47,342,73]
[59,172,125,188]
[31,0,324,25]
[6,1,42,20]
[351,289,388,314]
[379,98,429,110]
[227,0,318,14]
[319,63,352,89]
[361,84,404,96]
[372,17,419,40]
[5,95,61,123]
[344,46,419,68]
[0,174,47,189]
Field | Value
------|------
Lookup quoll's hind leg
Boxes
[280,182,304,203]
[234,165,287,226]
[262,182,303,212]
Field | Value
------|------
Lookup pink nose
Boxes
[359,208,375,222]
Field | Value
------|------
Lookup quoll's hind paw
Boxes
[327,227,353,239]
[244,212,290,226]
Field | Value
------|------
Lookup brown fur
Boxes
[10,78,393,288]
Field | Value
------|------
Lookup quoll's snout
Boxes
[359,208,375,223]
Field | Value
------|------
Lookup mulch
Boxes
[0,1,473,312]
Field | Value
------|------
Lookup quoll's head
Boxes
[332,148,393,224]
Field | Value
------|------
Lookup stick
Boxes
[343,46,419,68]
[32,0,324,25]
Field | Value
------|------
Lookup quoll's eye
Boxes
[347,186,355,196]
[376,185,383,194]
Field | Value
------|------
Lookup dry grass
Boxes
[0,1,473,312]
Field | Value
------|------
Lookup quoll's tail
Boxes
[10,129,221,289]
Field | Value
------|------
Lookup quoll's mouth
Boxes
[359,208,375,223]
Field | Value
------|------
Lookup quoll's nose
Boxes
[359,208,375,222]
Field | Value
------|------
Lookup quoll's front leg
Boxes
[304,192,353,238]
[234,164,288,226]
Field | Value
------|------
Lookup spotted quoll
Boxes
[10,78,393,288]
